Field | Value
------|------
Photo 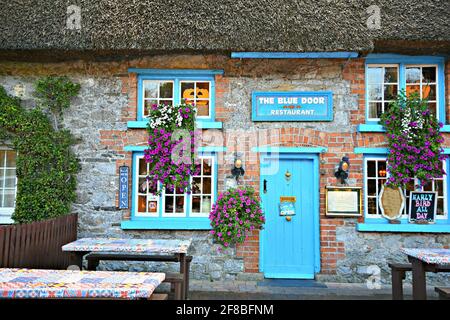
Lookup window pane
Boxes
[406,67,421,83]
[181,82,195,104]
[203,158,212,175]
[0,151,4,167]
[367,161,376,177]
[175,196,185,213]
[192,196,201,213]
[4,169,16,188]
[424,84,436,100]
[165,196,174,212]
[148,180,158,194]
[378,179,386,194]
[197,102,209,117]
[384,67,398,83]
[160,100,173,106]
[5,151,16,167]
[159,82,173,98]
[423,182,432,191]
[406,85,420,97]
[367,197,377,215]
[3,190,15,207]
[144,100,157,116]
[138,178,147,193]
[384,85,397,100]
[144,81,159,98]
[378,161,387,177]
[367,179,377,196]
[203,177,211,194]
[368,84,382,100]
[422,67,436,83]
[368,102,382,118]
[139,159,147,175]
[138,196,146,212]
[428,103,437,116]
[437,198,444,216]
[148,200,158,213]
[202,196,212,213]
[435,180,443,196]
[367,67,383,84]
[192,177,201,194]
[196,82,210,99]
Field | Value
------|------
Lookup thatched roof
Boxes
[0,0,449,61]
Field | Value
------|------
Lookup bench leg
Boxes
[87,258,100,271]
[179,253,187,300]
[173,281,182,300]
[392,270,405,300]
[185,258,191,300]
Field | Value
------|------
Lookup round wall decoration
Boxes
[379,184,405,220]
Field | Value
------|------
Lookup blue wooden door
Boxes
[260,154,319,279]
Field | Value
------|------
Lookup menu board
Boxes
[326,186,361,217]
[409,191,437,223]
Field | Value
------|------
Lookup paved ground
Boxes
[185,280,440,300]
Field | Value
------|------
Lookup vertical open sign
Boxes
[119,166,129,209]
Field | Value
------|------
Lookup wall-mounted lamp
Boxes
[334,156,350,185]
[231,158,245,181]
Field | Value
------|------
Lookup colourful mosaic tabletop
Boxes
[0,268,165,299]
[401,248,450,265]
[62,237,191,254]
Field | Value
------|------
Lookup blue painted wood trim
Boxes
[127,120,223,129]
[357,124,385,132]
[128,68,224,75]
[231,52,359,59]
[121,218,211,230]
[252,146,327,153]
[365,54,446,64]
[356,222,450,233]
[124,145,227,153]
[354,148,388,154]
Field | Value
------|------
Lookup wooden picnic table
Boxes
[62,237,192,300]
[401,248,450,300]
[0,268,165,299]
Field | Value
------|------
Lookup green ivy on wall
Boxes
[0,77,81,223]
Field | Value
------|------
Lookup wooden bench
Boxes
[389,262,450,300]
[435,287,450,300]
[86,253,192,299]
[0,268,166,300]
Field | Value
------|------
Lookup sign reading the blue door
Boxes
[119,166,129,209]
[252,91,333,121]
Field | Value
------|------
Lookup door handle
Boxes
[263,179,267,193]
[286,216,292,222]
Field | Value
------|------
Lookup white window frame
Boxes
[366,64,399,121]
[364,157,447,220]
[141,80,174,119]
[405,64,439,119]
[179,80,212,119]
[189,155,215,218]
[0,147,17,224]
[161,187,188,218]
[134,155,159,218]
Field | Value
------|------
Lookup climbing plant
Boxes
[0,77,81,223]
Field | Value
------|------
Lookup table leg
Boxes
[87,257,100,271]
[410,257,427,300]
[179,253,187,300]
[69,252,85,270]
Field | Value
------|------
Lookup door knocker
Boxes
[285,170,292,182]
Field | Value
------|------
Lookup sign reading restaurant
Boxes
[252,91,333,121]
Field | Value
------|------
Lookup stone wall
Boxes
[0,54,449,284]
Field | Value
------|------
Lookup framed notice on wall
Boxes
[326,186,362,217]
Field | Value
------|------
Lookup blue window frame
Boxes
[121,151,218,230]
[359,54,446,132]
[357,152,450,233]
[128,69,224,124]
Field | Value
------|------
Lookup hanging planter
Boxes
[379,184,405,221]
[209,187,265,249]
[145,103,200,195]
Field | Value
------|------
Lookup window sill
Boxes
[357,124,450,133]
[127,120,223,129]
[121,218,211,230]
[356,222,450,233]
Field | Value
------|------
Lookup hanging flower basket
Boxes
[209,187,265,249]
[145,103,200,195]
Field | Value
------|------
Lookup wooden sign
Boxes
[325,186,361,217]
[379,185,405,220]
[119,166,129,209]
[279,196,296,216]
[409,191,437,223]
